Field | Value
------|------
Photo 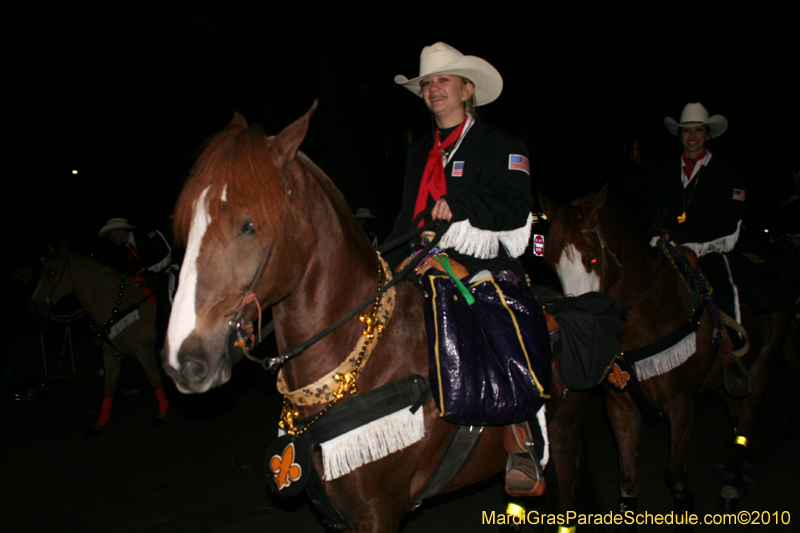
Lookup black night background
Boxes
[8,3,798,259]
[3,3,800,532]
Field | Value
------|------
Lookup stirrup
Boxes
[503,422,545,497]
[505,453,546,497]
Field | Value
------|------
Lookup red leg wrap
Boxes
[155,387,169,413]
[97,397,113,426]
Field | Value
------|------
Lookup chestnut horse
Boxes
[541,187,790,527]
[29,245,169,430]
[162,104,567,532]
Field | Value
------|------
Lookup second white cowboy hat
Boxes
[99,217,136,237]
[664,102,728,138]
[394,42,503,106]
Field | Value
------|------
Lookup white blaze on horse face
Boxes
[167,187,211,370]
[556,244,600,296]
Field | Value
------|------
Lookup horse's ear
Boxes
[228,112,247,129]
[586,183,609,223]
[48,244,56,256]
[271,100,318,168]
[538,192,558,221]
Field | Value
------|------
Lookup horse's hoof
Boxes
[671,486,695,515]
[616,497,637,533]
[152,416,167,427]
[718,485,739,512]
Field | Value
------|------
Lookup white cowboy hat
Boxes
[394,42,503,106]
[99,217,136,237]
[664,102,728,137]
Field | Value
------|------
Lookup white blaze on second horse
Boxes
[556,244,600,296]
[166,187,211,370]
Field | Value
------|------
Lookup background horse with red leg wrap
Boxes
[162,104,557,532]
[541,186,791,528]
[28,245,169,431]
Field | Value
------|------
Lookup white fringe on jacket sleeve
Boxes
[440,212,533,259]
[650,220,741,258]
[633,331,696,381]
[320,406,426,480]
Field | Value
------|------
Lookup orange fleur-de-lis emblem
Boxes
[608,363,630,390]
[270,442,303,490]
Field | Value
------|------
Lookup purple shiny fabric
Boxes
[424,271,551,425]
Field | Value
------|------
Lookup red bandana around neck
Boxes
[682,150,706,179]
[412,120,467,227]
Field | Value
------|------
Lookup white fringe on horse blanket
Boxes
[320,405,425,481]
[633,331,696,381]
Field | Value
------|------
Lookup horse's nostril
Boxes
[181,358,208,382]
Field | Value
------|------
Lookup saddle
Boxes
[674,244,754,397]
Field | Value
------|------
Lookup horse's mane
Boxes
[173,123,293,247]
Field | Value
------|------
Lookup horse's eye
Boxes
[48,270,57,278]
[587,258,598,268]
[240,221,255,235]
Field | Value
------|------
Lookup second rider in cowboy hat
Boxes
[647,103,745,350]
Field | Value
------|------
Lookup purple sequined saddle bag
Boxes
[423,270,551,425]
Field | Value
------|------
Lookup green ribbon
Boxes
[434,255,475,305]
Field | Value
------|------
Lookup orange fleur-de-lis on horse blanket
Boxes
[608,363,630,390]
[270,442,303,490]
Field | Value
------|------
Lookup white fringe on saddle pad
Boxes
[440,213,533,259]
[537,404,549,468]
[108,309,140,340]
[633,331,696,381]
[321,406,426,481]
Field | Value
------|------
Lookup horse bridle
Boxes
[226,245,273,362]
[41,255,72,315]
[582,223,661,312]
[225,215,450,373]
[581,224,623,291]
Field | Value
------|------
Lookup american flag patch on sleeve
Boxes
[452,161,464,177]
[732,189,745,201]
[509,154,530,175]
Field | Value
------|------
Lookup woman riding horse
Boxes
[647,103,745,352]
[386,42,533,277]
[386,42,541,496]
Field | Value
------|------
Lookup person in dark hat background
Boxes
[99,218,172,274]
[354,207,379,248]
[99,218,176,348]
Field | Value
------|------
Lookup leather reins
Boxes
[224,214,450,373]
